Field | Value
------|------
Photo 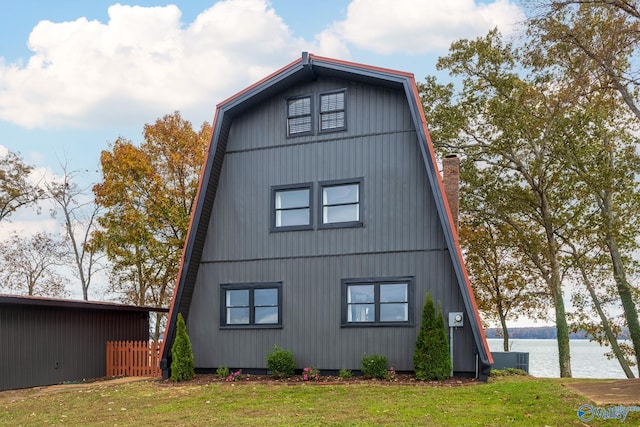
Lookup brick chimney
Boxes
[442,154,460,231]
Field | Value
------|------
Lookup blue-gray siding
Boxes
[186,76,477,374]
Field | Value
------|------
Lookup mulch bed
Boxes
[158,373,481,387]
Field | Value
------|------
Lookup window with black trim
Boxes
[221,283,282,328]
[319,179,362,228]
[271,183,313,231]
[320,90,345,132]
[341,277,413,326]
[287,95,312,135]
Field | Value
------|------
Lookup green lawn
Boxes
[0,376,636,426]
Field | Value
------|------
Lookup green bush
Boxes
[361,354,388,379]
[338,369,352,379]
[491,368,529,377]
[266,344,296,378]
[170,313,195,382]
[216,366,230,379]
[413,293,452,381]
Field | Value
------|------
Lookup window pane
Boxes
[255,306,278,324]
[255,288,278,306]
[380,284,407,303]
[227,307,250,324]
[275,189,309,209]
[288,116,311,134]
[324,205,359,223]
[276,208,309,227]
[226,289,249,307]
[288,97,310,116]
[320,92,344,112]
[380,303,408,322]
[348,304,375,322]
[323,184,358,205]
[321,112,345,130]
[347,285,374,303]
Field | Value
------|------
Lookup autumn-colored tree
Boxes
[0,231,70,297]
[93,111,210,341]
[527,0,640,120]
[0,150,44,222]
[459,204,547,352]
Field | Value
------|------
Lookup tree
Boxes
[566,241,636,377]
[459,206,547,351]
[93,111,210,341]
[0,150,44,222]
[46,163,104,300]
[413,293,451,380]
[0,231,70,297]
[420,29,583,377]
[527,0,640,120]
[170,313,195,382]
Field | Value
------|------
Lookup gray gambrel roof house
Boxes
[161,53,493,380]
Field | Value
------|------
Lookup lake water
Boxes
[487,338,634,378]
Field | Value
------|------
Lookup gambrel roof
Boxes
[160,53,492,370]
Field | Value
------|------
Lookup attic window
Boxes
[320,90,345,132]
[287,96,312,135]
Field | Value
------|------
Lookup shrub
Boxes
[226,369,242,382]
[361,354,388,379]
[338,369,352,379]
[386,366,397,381]
[302,366,320,381]
[170,313,195,382]
[216,366,230,379]
[266,344,296,378]
[491,368,529,377]
[413,293,452,381]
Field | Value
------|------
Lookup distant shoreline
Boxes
[485,326,630,340]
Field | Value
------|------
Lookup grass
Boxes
[0,376,637,426]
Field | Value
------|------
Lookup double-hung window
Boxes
[319,90,346,132]
[221,283,282,328]
[319,179,363,228]
[287,95,312,136]
[341,277,413,326]
[271,183,313,231]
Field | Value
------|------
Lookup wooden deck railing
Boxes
[106,341,161,377]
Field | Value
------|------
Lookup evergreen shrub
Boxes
[170,313,195,382]
[413,293,452,380]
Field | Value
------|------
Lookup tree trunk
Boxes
[552,275,572,378]
[573,250,635,378]
[605,232,640,376]
[600,188,640,376]
[499,311,510,352]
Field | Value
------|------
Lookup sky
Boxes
[0,0,527,301]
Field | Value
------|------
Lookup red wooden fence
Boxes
[106,341,161,377]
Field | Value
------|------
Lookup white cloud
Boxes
[0,0,335,130]
[323,0,525,55]
[0,0,525,131]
